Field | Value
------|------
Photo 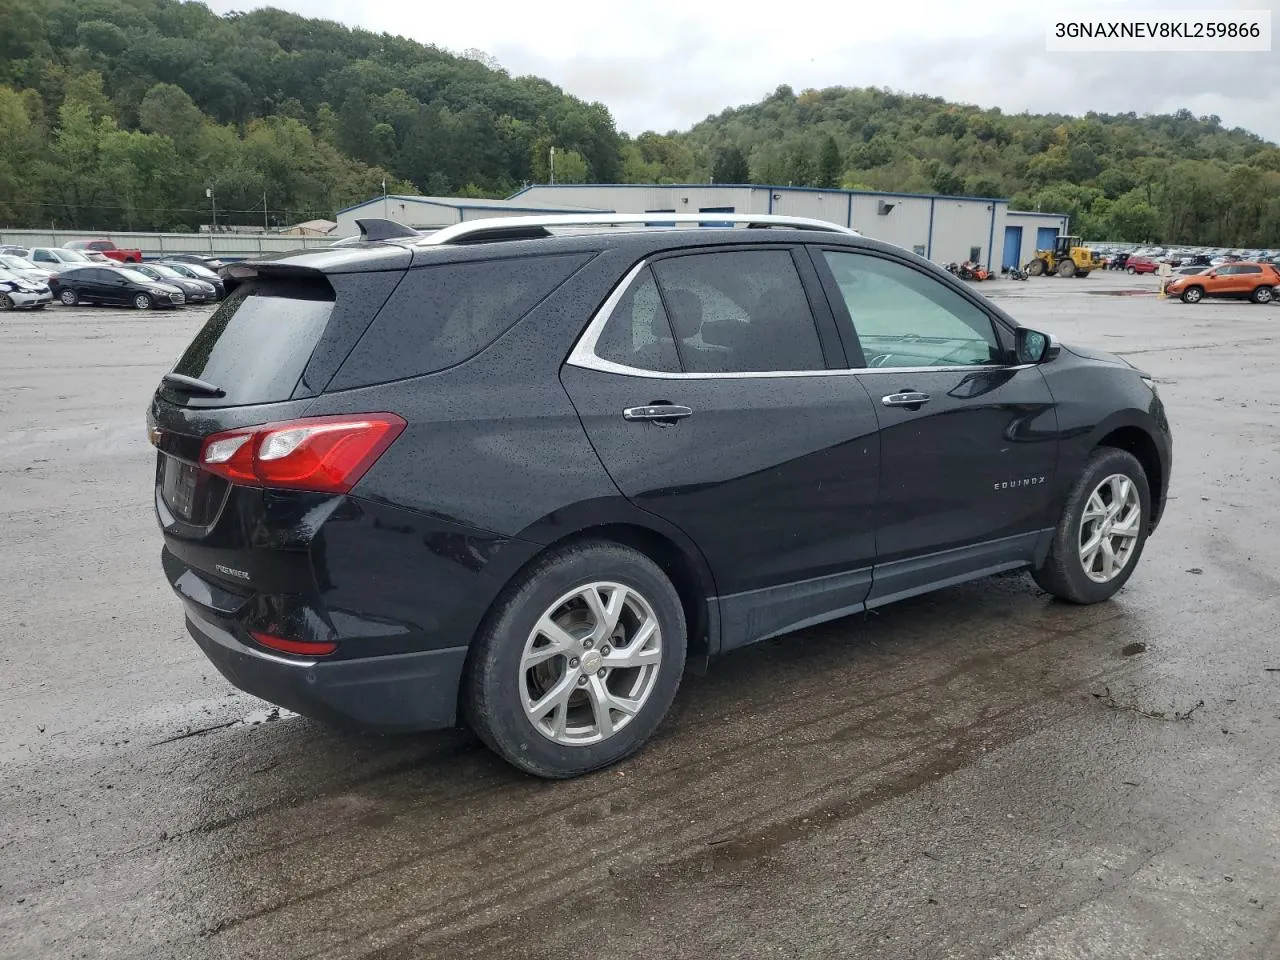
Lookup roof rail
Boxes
[417,213,859,246]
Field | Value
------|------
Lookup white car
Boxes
[27,247,93,268]
[0,254,54,283]
[0,267,53,310]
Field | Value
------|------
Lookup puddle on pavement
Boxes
[1121,642,1148,656]
[237,707,298,726]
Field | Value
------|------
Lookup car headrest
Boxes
[663,289,703,339]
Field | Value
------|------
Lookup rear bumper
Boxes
[185,606,468,732]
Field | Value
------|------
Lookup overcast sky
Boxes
[206,0,1280,142]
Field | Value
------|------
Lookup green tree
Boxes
[711,145,749,183]
[137,83,204,145]
[550,148,588,184]
[817,136,841,188]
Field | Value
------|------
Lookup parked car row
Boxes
[0,252,226,312]
[1093,244,1280,270]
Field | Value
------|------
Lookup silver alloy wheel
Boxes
[520,581,663,746]
[1256,287,1273,303]
[0,293,12,311]
[1078,473,1142,583]
[134,293,151,310]
[60,289,77,305]
[1184,287,1202,303]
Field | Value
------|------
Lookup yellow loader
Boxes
[1024,235,1104,277]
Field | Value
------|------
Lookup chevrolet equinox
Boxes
[149,213,1172,778]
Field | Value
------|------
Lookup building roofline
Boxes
[508,182,1011,204]
[1007,210,1070,219]
[336,195,612,217]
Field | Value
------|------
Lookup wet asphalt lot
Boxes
[2,274,1279,960]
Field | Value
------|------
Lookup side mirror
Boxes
[1015,327,1059,364]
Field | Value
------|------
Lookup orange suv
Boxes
[1166,262,1279,304]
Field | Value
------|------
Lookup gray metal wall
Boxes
[1005,211,1071,267]
[0,229,334,260]
[513,184,1011,268]
[927,199,1006,269]
[334,198,464,235]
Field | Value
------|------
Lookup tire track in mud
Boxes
[200,627,1133,960]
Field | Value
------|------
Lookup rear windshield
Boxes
[169,277,334,406]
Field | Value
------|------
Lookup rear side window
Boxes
[169,277,334,407]
[332,252,591,388]
[650,250,825,374]
[594,268,680,373]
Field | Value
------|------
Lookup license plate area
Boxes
[159,454,229,527]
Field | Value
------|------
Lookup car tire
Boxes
[1126,266,1136,275]
[59,289,78,306]
[464,539,687,779]
[1032,448,1150,605]
[133,293,152,310]
[1252,286,1273,304]
[0,293,13,311]
[1181,286,1203,304]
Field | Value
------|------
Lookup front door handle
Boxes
[623,403,693,423]
[881,392,931,408]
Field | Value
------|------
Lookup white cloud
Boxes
[205,0,1280,140]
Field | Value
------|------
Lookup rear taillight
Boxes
[250,631,337,657]
[199,413,405,494]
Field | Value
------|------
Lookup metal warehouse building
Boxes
[333,195,609,237]
[336,185,1068,271]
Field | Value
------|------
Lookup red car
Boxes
[63,239,143,264]
[1125,256,1159,275]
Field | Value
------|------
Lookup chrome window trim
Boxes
[565,256,1034,381]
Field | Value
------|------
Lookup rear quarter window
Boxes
[328,252,592,389]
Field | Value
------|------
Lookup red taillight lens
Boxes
[199,413,405,494]
[250,631,337,657]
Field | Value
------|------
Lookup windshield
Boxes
[0,256,31,270]
[171,263,215,278]
[53,249,90,262]
[117,268,158,284]
[149,265,183,278]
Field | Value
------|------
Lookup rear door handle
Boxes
[881,392,931,408]
[623,404,693,423]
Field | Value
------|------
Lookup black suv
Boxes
[149,214,1172,778]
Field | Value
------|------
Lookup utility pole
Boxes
[550,146,556,185]
[263,190,268,231]
[206,186,216,231]
[382,178,388,217]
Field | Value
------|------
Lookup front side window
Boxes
[822,251,1002,369]
[650,250,825,374]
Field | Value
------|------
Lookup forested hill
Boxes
[690,86,1280,247]
[0,0,622,230]
[1,0,1278,245]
